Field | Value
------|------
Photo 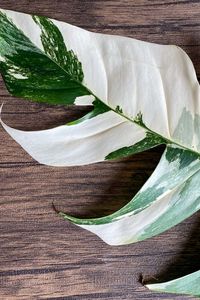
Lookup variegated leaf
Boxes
[0,9,200,167]
[0,9,164,166]
[1,103,148,166]
[60,146,200,245]
[146,270,200,297]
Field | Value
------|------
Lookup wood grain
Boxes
[0,1,200,299]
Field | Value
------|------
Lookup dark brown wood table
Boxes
[0,1,200,299]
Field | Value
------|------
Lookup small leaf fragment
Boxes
[146,270,200,297]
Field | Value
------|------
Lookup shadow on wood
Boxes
[53,146,164,219]
[143,212,200,285]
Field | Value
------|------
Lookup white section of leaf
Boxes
[0,55,6,62]
[9,72,28,79]
[79,188,175,245]
[53,17,200,146]
[0,106,145,166]
[74,95,95,106]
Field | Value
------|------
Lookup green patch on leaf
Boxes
[134,111,148,128]
[0,11,90,105]
[115,105,123,114]
[165,146,200,168]
[67,98,111,125]
[105,132,166,160]
[33,15,84,82]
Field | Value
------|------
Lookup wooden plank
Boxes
[0,1,200,299]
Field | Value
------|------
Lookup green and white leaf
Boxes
[0,9,163,166]
[1,103,148,166]
[0,9,200,167]
[146,270,200,297]
[61,145,200,245]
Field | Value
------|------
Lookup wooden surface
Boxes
[0,0,200,299]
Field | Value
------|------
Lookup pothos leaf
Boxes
[1,103,147,166]
[146,270,200,297]
[0,9,163,165]
[0,9,200,165]
[0,9,200,298]
[60,146,200,245]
